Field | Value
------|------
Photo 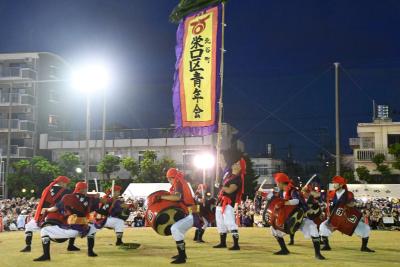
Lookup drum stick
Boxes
[94,178,99,193]
[258,178,268,191]
[304,174,317,188]
[202,185,205,207]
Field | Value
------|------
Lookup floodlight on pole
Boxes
[193,153,215,204]
[193,153,215,170]
[71,64,111,184]
[72,64,110,94]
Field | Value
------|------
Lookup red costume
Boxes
[35,176,71,226]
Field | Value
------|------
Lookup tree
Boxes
[377,164,392,183]
[58,152,81,179]
[372,153,391,182]
[389,143,400,170]
[7,160,36,198]
[356,166,372,183]
[7,157,60,198]
[342,169,357,184]
[389,143,400,158]
[137,151,176,183]
[31,156,61,193]
[372,153,385,167]
[242,154,258,199]
[97,155,121,180]
[121,157,140,180]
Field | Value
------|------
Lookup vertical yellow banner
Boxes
[179,6,218,127]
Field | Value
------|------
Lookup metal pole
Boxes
[5,83,13,199]
[372,99,376,121]
[202,168,206,207]
[214,3,226,197]
[102,89,106,160]
[334,62,341,176]
[85,95,91,184]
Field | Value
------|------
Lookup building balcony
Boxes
[0,93,35,106]
[0,119,35,132]
[40,128,214,150]
[349,138,360,149]
[0,67,37,80]
[0,145,33,158]
[354,148,396,162]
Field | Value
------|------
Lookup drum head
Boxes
[285,208,304,234]
[155,207,186,236]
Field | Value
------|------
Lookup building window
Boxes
[361,137,374,149]
[49,89,60,102]
[48,115,59,127]
[388,134,400,147]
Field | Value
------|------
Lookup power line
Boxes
[340,65,374,102]
[233,66,333,140]
[231,90,335,157]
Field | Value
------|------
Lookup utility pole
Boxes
[334,62,341,176]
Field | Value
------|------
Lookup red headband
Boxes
[54,176,70,184]
[274,172,290,184]
[166,168,178,179]
[73,182,87,193]
[332,175,347,185]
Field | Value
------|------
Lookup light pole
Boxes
[194,153,215,203]
[72,64,110,183]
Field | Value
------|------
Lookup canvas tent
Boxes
[122,183,171,200]
[345,184,400,199]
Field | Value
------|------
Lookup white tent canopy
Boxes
[346,184,400,199]
[122,183,171,200]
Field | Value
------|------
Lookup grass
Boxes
[0,227,399,267]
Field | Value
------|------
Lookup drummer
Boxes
[319,176,375,252]
[156,168,195,264]
[270,173,326,260]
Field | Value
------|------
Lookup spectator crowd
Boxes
[356,198,400,230]
[1,195,399,232]
[0,197,146,232]
[0,197,37,231]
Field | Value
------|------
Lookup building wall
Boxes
[353,121,400,175]
[40,123,243,179]
[251,157,285,184]
[0,52,69,161]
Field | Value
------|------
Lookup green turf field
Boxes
[0,227,399,267]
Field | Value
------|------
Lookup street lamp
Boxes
[193,153,215,202]
[72,64,110,183]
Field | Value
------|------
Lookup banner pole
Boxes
[214,2,226,196]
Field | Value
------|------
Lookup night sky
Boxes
[1,0,400,162]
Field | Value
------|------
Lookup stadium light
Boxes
[193,153,215,170]
[71,64,110,94]
[194,153,215,202]
[71,63,111,184]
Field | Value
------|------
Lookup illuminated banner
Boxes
[172,4,222,136]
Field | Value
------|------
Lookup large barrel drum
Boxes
[145,190,188,236]
[263,197,304,235]
[330,204,362,236]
